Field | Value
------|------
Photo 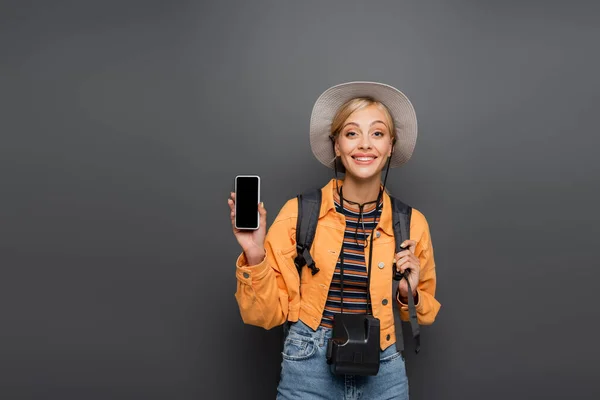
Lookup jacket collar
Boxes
[320,178,394,237]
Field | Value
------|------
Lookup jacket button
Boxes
[382,298,388,306]
[375,231,381,238]
[378,262,385,269]
[243,272,250,279]
[386,334,391,341]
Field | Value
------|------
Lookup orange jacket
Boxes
[234,178,441,350]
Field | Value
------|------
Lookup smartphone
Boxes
[234,175,260,230]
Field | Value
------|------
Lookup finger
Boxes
[394,255,410,267]
[231,192,236,200]
[230,212,239,234]
[228,198,235,212]
[393,250,410,262]
[395,252,412,264]
[395,258,412,273]
[258,202,267,226]
[400,239,417,254]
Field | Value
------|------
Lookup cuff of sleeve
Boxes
[236,251,269,284]
[396,288,423,313]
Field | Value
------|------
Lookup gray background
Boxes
[1,0,599,399]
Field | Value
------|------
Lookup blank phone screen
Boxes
[235,176,259,229]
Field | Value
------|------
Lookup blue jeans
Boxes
[277,320,409,400]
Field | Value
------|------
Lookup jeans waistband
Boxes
[286,319,332,347]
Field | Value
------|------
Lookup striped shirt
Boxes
[319,192,383,329]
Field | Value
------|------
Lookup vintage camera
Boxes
[326,313,380,376]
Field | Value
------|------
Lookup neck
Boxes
[339,174,382,205]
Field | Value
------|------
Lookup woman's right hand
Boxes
[228,192,267,265]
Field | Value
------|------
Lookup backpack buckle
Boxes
[294,246,306,271]
[302,247,319,275]
[294,246,320,275]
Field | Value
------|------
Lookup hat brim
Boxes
[309,81,418,170]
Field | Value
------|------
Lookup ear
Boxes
[334,141,341,157]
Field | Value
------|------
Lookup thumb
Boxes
[259,202,267,221]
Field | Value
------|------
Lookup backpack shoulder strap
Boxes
[390,195,421,353]
[293,189,322,276]
[283,188,322,337]
[390,195,412,254]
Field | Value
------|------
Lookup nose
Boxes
[358,134,372,149]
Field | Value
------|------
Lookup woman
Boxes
[228,81,441,399]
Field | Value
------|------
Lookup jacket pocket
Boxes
[278,244,299,279]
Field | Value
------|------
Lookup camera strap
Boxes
[338,186,382,315]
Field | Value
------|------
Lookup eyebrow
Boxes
[370,120,387,127]
[342,120,388,129]
[342,122,359,129]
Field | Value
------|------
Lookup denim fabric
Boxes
[277,320,409,400]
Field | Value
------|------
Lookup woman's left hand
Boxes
[393,240,420,301]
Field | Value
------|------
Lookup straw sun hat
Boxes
[309,81,418,170]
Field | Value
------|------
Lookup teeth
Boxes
[355,157,374,161]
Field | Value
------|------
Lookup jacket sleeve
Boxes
[396,209,441,325]
[234,198,300,330]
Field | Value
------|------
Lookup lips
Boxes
[351,155,377,165]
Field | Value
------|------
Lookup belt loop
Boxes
[319,327,325,347]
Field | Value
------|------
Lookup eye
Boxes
[373,131,385,137]
[345,131,357,137]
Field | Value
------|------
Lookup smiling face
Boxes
[333,101,395,181]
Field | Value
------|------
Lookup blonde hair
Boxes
[329,97,396,144]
